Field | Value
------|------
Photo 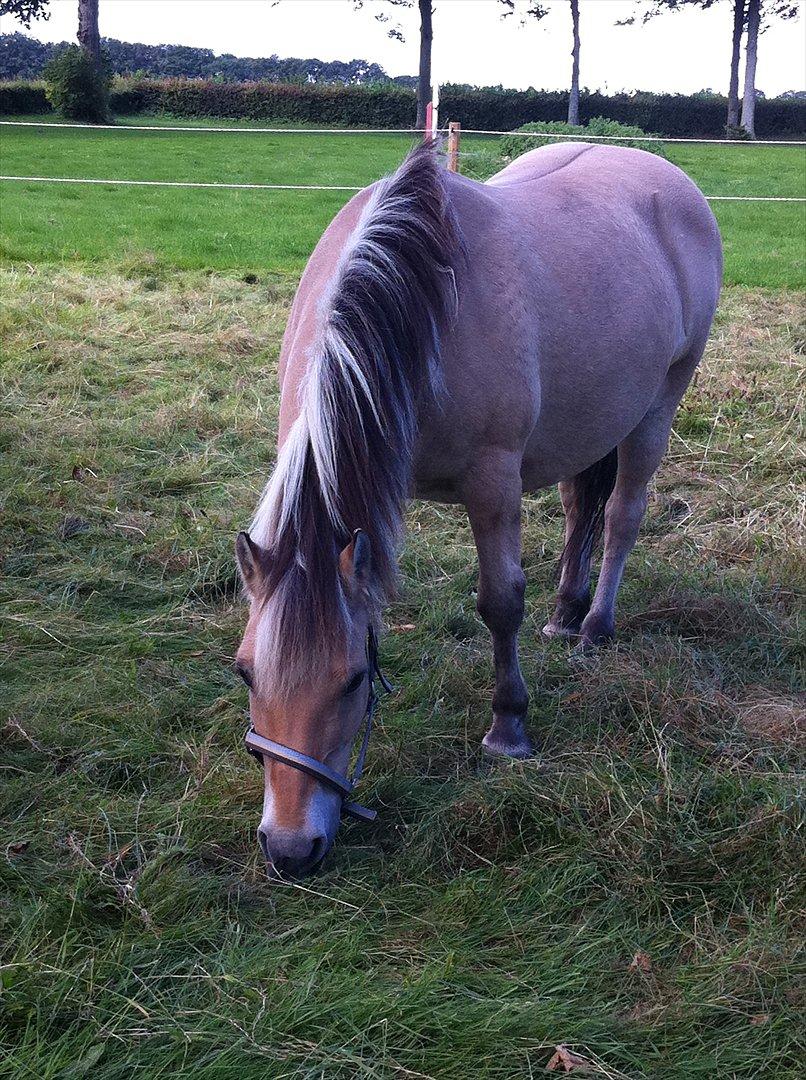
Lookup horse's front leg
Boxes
[464,453,531,759]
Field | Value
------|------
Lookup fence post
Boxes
[447,121,461,172]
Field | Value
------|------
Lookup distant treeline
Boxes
[1,77,803,138]
[0,32,418,85]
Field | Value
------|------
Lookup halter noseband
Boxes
[243,627,392,823]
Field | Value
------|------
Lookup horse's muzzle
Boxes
[258,825,331,879]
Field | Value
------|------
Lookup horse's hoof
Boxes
[542,621,578,641]
[573,631,615,658]
[481,731,534,760]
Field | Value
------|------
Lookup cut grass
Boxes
[1,266,803,1078]
[0,116,804,285]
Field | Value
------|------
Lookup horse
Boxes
[234,140,722,878]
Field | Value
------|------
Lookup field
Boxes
[0,116,805,286]
[1,120,805,1079]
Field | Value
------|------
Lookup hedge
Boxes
[112,78,417,127]
[500,118,668,160]
[1,77,803,138]
[0,80,48,113]
[440,86,805,139]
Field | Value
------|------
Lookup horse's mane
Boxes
[249,143,459,695]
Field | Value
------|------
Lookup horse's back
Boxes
[485,142,722,340]
[418,142,722,489]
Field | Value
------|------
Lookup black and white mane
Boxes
[250,144,459,693]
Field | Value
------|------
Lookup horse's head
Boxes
[234,529,376,878]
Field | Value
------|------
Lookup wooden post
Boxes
[424,102,433,142]
[447,121,461,172]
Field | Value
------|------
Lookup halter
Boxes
[244,627,392,823]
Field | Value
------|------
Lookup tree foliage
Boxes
[616,0,798,29]
[0,0,49,29]
[0,32,404,83]
[42,42,110,121]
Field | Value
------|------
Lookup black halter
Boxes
[244,627,392,823]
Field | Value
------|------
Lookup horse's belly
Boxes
[520,341,672,488]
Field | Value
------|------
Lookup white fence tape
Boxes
[1,174,803,201]
[0,174,362,191]
[459,127,806,146]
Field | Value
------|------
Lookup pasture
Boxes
[1,121,804,1079]
[0,117,805,286]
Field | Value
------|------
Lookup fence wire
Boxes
[3,118,803,202]
[1,174,803,202]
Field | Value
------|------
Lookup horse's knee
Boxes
[477,568,525,634]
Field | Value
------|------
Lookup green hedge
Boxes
[1,77,803,138]
[112,78,417,127]
[441,86,805,139]
[0,80,48,113]
[500,118,667,159]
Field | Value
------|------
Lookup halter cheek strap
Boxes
[243,627,391,823]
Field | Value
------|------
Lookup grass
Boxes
[0,120,804,1078]
[0,116,804,286]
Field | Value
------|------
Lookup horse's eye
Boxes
[342,670,366,697]
[235,662,253,689]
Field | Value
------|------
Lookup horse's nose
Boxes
[258,826,328,878]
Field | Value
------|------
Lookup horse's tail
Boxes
[557,448,619,581]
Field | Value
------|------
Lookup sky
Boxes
[3,0,805,98]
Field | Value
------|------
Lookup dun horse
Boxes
[235,141,722,877]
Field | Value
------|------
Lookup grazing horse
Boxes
[235,142,722,877]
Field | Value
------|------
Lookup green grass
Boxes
[1,119,804,1078]
[0,116,804,285]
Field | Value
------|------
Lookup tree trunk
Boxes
[77,0,101,64]
[568,0,580,126]
[727,0,746,130]
[740,0,760,138]
[415,0,433,131]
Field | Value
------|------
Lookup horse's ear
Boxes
[235,531,267,596]
[339,530,371,594]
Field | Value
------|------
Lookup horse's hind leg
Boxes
[544,453,618,639]
[578,348,705,648]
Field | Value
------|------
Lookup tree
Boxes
[356,0,434,129]
[740,1,798,136]
[500,2,583,127]
[740,0,760,134]
[415,0,432,129]
[617,1,799,137]
[0,0,49,29]
[726,0,746,129]
[40,0,108,121]
[569,0,580,125]
[77,0,100,65]
[3,0,103,68]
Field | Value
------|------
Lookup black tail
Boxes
[556,448,619,582]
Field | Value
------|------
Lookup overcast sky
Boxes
[4,0,805,97]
